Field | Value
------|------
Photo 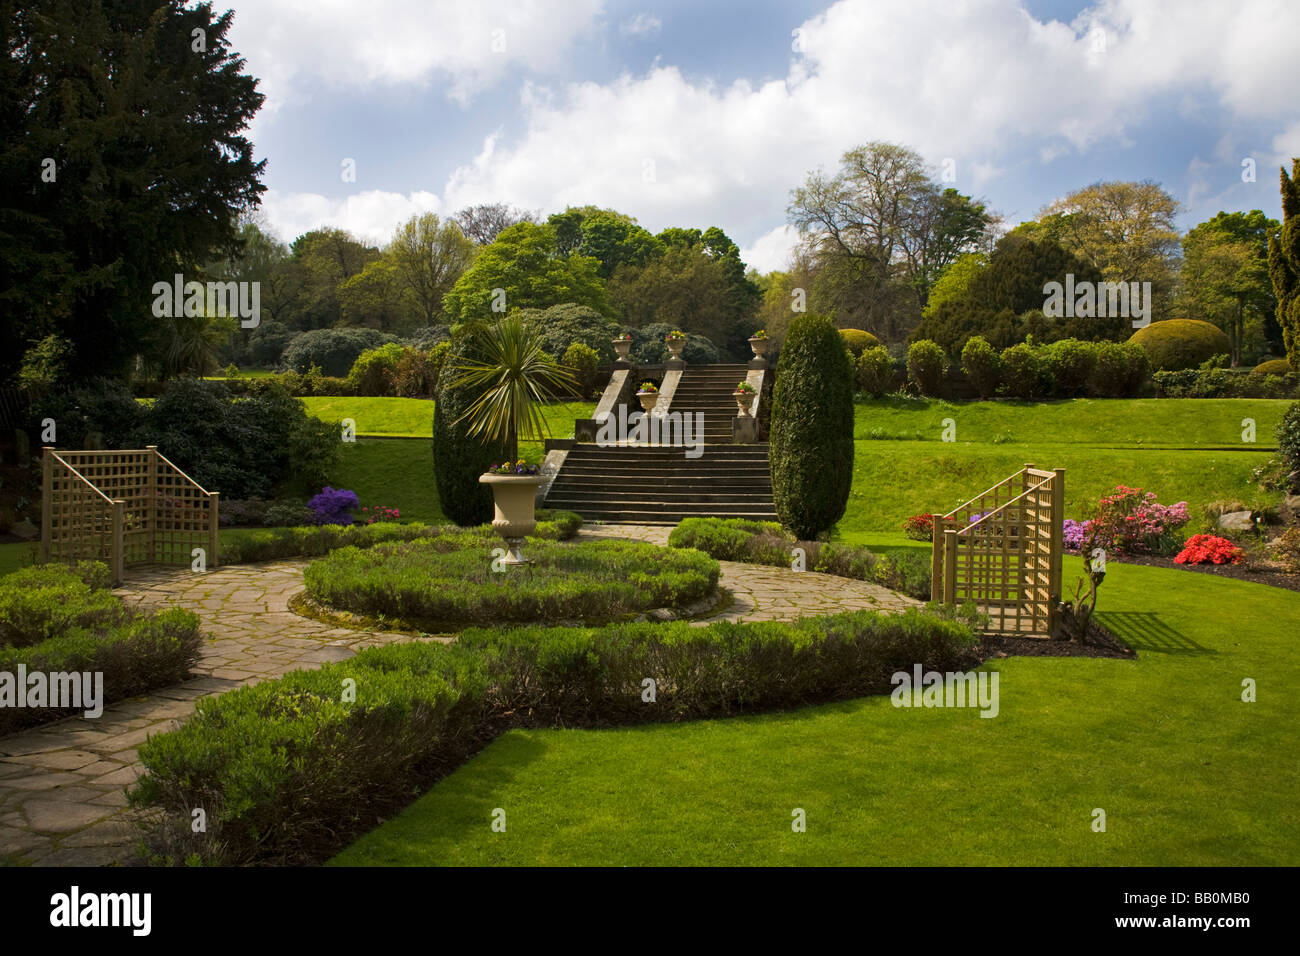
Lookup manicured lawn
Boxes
[329,560,1300,866]
[301,397,594,439]
[843,397,1285,534]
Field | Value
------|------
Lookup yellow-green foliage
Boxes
[1129,319,1232,371]
[839,328,882,357]
[1253,358,1292,376]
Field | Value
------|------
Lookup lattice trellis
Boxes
[931,464,1064,638]
[42,447,219,584]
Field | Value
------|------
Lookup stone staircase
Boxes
[543,363,777,525]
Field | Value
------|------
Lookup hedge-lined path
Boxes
[1,532,916,867]
[579,523,919,622]
[0,562,419,867]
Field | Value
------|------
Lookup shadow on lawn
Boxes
[1095,611,1214,656]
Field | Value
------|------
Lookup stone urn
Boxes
[748,336,769,360]
[734,388,755,417]
[613,337,632,361]
[478,473,545,565]
[636,390,659,414]
[665,336,686,361]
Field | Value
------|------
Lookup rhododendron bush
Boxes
[1065,486,1190,556]
[1174,534,1244,565]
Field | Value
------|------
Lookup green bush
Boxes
[1278,401,1300,492]
[219,514,584,565]
[131,608,976,864]
[281,328,398,376]
[1044,339,1097,397]
[628,322,721,365]
[668,517,930,600]
[1254,358,1292,376]
[1129,319,1233,372]
[960,336,1000,399]
[998,342,1051,398]
[393,345,441,398]
[1088,341,1150,398]
[524,303,621,365]
[855,346,894,397]
[770,314,855,539]
[839,328,881,357]
[561,342,600,398]
[432,329,498,526]
[33,377,147,449]
[0,562,202,736]
[906,340,948,397]
[346,342,406,396]
[303,535,719,629]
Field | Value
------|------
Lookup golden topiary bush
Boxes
[839,328,882,357]
[1252,358,1292,376]
[1129,319,1232,371]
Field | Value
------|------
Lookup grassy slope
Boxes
[300,397,595,439]
[842,397,1286,534]
[330,560,1300,866]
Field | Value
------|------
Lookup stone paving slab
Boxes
[1,529,917,867]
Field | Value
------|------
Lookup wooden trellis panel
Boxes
[42,446,219,584]
[931,464,1064,638]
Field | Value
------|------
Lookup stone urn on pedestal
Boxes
[479,464,545,565]
[748,331,769,361]
[635,382,659,415]
[613,335,632,362]
[664,330,687,362]
[734,381,757,417]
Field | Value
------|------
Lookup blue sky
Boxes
[226,0,1300,270]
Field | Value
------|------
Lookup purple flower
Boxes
[307,486,359,526]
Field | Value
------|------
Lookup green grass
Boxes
[330,560,1300,866]
[300,397,594,439]
[843,398,1285,534]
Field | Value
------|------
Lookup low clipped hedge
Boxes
[0,562,203,736]
[1129,319,1232,371]
[303,535,720,629]
[130,608,978,865]
[219,511,583,564]
[668,517,931,600]
[1152,368,1299,399]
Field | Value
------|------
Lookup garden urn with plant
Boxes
[636,381,659,414]
[734,380,756,417]
[664,329,687,361]
[479,461,545,565]
[748,329,769,360]
[613,333,632,361]
[448,314,577,567]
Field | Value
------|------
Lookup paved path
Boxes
[0,528,916,866]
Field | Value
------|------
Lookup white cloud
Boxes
[619,13,662,37]
[227,0,604,112]
[740,225,801,274]
[261,189,440,246]
[436,0,1299,255]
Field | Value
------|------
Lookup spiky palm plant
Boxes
[447,314,577,463]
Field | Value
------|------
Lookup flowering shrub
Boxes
[486,460,540,476]
[307,487,359,526]
[902,513,934,541]
[357,505,400,525]
[1081,485,1189,556]
[1063,518,1087,551]
[1174,534,1244,565]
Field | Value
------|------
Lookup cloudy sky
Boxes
[225,0,1300,272]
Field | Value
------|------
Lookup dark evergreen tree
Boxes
[1268,160,1300,372]
[432,329,498,526]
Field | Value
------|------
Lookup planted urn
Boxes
[635,381,659,414]
[734,380,757,417]
[748,330,769,359]
[478,461,545,565]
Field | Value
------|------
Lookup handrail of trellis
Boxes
[930,463,1064,638]
[41,446,220,585]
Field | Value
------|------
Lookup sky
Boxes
[224,0,1300,273]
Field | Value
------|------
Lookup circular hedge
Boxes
[1253,358,1292,376]
[839,328,881,357]
[302,532,720,629]
[1128,319,1231,371]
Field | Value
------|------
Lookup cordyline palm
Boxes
[448,314,577,463]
